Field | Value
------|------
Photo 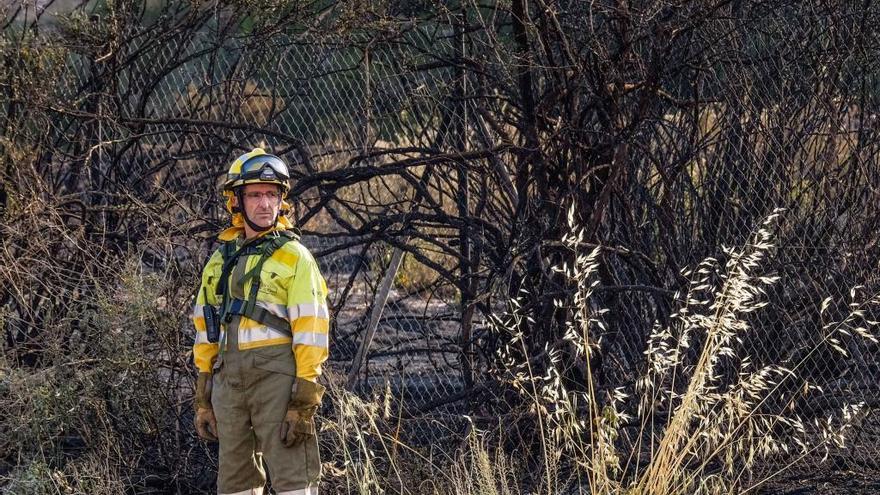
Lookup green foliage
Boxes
[2,461,56,495]
[0,32,66,116]
[0,257,202,492]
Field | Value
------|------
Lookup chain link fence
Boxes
[3,1,880,492]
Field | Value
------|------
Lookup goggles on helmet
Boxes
[237,154,290,183]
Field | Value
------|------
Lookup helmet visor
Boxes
[238,155,290,183]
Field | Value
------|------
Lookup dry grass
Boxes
[474,208,877,495]
[0,248,200,493]
[2,192,874,495]
[314,208,878,495]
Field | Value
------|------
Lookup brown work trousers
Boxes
[212,339,321,495]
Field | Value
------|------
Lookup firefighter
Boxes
[192,148,329,495]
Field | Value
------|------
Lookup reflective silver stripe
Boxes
[239,325,291,345]
[276,486,317,495]
[194,330,211,344]
[289,303,329,319]
[256,300,288,319]
[292,332,329,349]
[220,488,264,495]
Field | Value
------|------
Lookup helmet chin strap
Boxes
[236,188,278,235]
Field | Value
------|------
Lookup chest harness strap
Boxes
[215,230,299,337]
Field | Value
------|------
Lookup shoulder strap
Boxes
[214,240,239,297]
[215,230,300,333]
[240,231,299,317]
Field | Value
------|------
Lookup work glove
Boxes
[194,372,218,442]
[281,377,325,448]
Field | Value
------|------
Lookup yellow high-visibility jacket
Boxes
[191,234,329,382]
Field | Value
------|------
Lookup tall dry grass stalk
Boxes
[486,207,877,495]
[322,372,463,494]
[440,425,519,495]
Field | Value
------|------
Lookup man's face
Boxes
[238,183,282,230]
